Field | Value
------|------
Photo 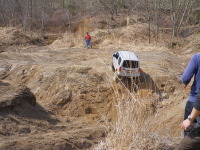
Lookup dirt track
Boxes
[0,44,191,149]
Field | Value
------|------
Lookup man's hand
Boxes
[181,119,193,131]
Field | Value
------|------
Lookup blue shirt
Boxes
[182,53,200,102]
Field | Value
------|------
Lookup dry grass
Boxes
[0,27,46,48]
[181,31,200,54]
[49,23,171,50]
[94,76,176,150]
[50,17,94,50]
[50,18,199,55]
[50,32,83,49]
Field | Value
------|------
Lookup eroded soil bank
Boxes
[0,43,189,149]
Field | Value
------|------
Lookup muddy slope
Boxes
[0,44,188,149]
[0,82,107,150]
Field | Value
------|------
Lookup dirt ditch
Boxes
[0,45,189,149]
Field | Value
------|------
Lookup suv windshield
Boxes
[122,60,138,68]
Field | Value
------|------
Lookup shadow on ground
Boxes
[120,70,159,93]
[0,81,59,125]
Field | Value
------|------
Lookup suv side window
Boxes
[116,52,119,59]
[118,57,122,65]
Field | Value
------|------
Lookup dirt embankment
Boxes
[0,24,197,149]
[0,44,188,149]
[0,46,117,149]
[0,27,61,53]
[0,83,107,150]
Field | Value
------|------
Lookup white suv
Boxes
[112,51,141,80]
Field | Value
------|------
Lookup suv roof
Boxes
[118,51,139,61]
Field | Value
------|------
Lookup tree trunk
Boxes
[155,0,160,44]
[62,0,65,8]
[146,0,151,44]
[148,16,151,44]
[0,0,7,26]
[15,0,24,28]
[30,0,33,31]
[170,0,176,47]
[110,11,114,20]
[177,0,190,34]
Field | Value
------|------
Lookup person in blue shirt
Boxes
[182,53,200,136]
[178,89,200,150]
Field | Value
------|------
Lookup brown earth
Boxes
[0,25,196,149]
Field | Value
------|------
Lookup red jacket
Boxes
[85,35,91,40]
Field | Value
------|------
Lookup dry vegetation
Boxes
[1,17,200,149]
[1,0,200,149]
[0,23,197,149]
[94,99,175,150]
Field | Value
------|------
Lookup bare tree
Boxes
[0,0,199,38]
[0,0,7,26]
[98,0,121,20]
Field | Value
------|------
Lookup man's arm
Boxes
[182,55,197,85]
[181,89,200,131]
[181,108,200,131]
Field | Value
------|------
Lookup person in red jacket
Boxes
[85,32,92,48]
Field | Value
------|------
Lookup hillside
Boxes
[0,21,199,149]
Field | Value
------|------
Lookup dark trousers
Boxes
[178,127,200,150]
[184,101,197,136]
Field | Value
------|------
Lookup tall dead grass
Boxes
[94,76,175,150]
[50,32,85,49]
[50,17,94,50]
[49,23,171,50]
